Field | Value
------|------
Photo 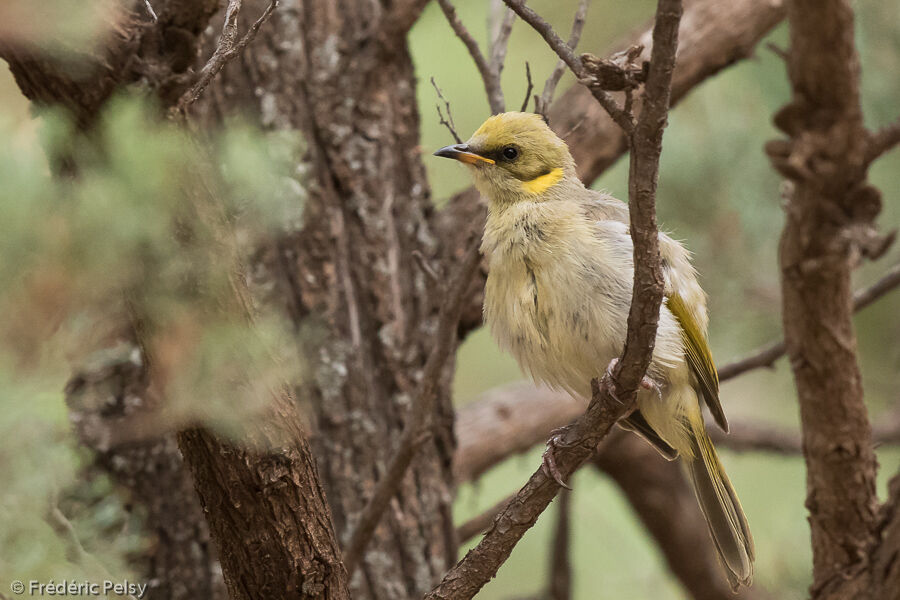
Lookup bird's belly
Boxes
[484,256,627,398]
[484,251,688,403]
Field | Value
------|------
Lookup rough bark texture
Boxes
[177,419,350,600]
[0,0,220,127]
[191,2,458,597]
[770,1,897,598]
[65,349,226,600]
[3,1,355,597]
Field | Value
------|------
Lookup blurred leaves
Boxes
[0,95,306,581]
[0,0,123,55]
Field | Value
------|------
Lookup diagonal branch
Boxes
[488,1,517,78]
[502,0,634,133]
[865,116,900,164]
[436,0,506,114]
[342,236,482,575]
[535,0,589,119]
[173,0,278,114]
[425,2,683,598]
[718,261,900,380]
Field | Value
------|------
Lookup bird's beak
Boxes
[433,144,495,165]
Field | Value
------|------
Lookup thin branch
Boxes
[535,0,589,119]
[143,0,158,22]
[432,77,463,144]
[521,62,534,113]
[488,2,517,77]
[343,236,482,575]
[173,0,278,114]
[502,0,634,133]
[718,262,900,381]
[426,376,636,600]
[866,117,900,164]
[437,0,506,114]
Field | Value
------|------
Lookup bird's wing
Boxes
[666,290,728,432]
[582,195,726,430]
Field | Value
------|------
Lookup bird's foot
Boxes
[541,425,575,489]
[640,374,663,401]
[605,358,662,401]
[604,359,622,403]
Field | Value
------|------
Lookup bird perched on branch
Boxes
[435,111,754,589]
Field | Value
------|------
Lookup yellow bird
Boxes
[435,112,754,589]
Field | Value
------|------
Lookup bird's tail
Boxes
[685,420,755,590]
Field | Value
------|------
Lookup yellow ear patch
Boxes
[521,167,564,195]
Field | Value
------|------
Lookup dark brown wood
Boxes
[771,0,891,597]
[177,420,350,600]
[189,2,463,597]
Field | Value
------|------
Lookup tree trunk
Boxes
[192,1,458,597]
[770,1,893,597]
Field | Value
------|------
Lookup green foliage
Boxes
[0,95,305,584]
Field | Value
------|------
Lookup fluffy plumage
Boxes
[435,112,754,589]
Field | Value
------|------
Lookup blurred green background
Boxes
[1,1,898,598]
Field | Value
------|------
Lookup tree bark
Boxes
[191,2,458,597]
[770,1,895,598]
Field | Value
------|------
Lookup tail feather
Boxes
[686,424,755,590]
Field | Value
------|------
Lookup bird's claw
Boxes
[640,374,663,401]
[605,358,662,401]
[541,426,574,490]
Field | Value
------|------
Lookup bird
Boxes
[434,111,754,590]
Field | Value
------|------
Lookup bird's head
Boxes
[434,112,576,205]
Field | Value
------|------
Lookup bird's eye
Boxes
[502,146,519,160]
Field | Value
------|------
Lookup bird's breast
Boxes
[482,205,629,395]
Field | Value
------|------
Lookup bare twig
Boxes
[535,0,589,119]
[866,117,900,164]
[548,489,573,600]
[437,0,506,114]
[143,0,158,22]
[718,262,900,380]
[488,2,517,77]
[173,0,278,114]
[432,77,463,144]
[521,62,534,112]
[412,249,443,283]
[343,236,482,575]
[426,2,682,597]
[502,0,634,133]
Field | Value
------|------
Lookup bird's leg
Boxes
[541,425,575,489]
